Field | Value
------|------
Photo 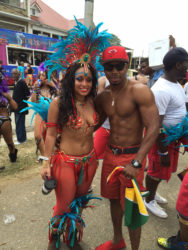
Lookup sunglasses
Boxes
[103,62,127,71]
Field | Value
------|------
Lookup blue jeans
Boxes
[15,113,27,143]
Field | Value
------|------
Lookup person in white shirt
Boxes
[145,47,188,218]
[183,74,188,110]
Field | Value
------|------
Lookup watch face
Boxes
[132,160,142,168]
[134,161,139,167]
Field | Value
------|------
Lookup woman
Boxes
[41,62,98,249]
[25,63,33,88]
[31,70,57,159]
[0,79,18,162]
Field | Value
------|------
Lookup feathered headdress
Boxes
[38,62,47,73]
[45,17,112,78]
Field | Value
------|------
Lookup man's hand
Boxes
[169,35,176,48]
[122,163,139,179]
[160,154,171,167]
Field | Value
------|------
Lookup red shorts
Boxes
[147,141,180,181]
[176,171,188,219]
[94,127,110,159]
[101,145,146,211]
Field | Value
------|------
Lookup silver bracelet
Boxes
[39,155,49,161]
[158,151,168,156]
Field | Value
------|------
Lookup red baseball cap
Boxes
[101,46,129,64]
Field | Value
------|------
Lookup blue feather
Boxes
[20,96,51,123]
[70,194,102,214]
[162,112,188,146]
[45,17,112,80]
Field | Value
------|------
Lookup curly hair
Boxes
[37,70,57,99]
[58,63,97,128]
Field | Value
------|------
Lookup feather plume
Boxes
[162,113,188,145]
[20,96,51,123]
[45,17,112,79]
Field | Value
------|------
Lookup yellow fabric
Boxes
[131,179,148,216]
[106,166,124,183]
[124,179,148,216]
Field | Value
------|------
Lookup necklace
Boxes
[110,79,128,106]
[76,101,86,107]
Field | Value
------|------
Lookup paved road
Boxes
[0,153,188,250]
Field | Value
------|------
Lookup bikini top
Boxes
[67,111,98,130]
[46,111,98,133]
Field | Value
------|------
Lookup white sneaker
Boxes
[14,141,26,145]
[144,200,168,218]
[14,141,21,145]
[155,193,168,204]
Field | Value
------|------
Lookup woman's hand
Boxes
[33,81,39,90]
[41,161,51,180]
[2,92,11,101]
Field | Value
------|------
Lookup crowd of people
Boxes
[0,20,188,250]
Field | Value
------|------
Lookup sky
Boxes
[43,0,188,57]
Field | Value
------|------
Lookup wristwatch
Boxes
[131,159,142,169]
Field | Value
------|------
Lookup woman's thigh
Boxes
[1,120,14,145]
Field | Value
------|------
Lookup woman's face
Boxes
[74,67,93,98]
[39,72,47,82]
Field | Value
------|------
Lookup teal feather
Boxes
[20,96,51,123]
[45,17,112,80]
[162,112,188,145]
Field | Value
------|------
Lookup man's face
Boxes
[12,71,20,81]
[103,61,128,85]
[140,62,150,75]
[177,61,188,79]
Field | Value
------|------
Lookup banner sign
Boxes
[0,28,59,51]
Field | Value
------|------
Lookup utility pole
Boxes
[84,0,94,28]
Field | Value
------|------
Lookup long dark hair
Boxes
[58,62,97,128]
[38,70,57,98]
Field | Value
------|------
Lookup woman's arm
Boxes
[3,92,18,110]
[31,81,39,102]
[41,97,59,180]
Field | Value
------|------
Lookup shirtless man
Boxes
[94,46,159,250]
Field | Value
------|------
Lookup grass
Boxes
[0,138,40,179]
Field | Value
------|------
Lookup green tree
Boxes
[110,34,121,46]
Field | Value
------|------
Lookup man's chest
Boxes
[104,94,136,118]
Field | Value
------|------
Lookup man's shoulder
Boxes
[152,78,174,93]
[18,79,26,84]
[130,80,149,92]
[95,88,109,104]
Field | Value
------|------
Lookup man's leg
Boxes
[15,113,26,143]
[145,174,167,218]
[179,220,188,242]
[128,227,141,250]
[145,174,160,202]
[110,199,124,244]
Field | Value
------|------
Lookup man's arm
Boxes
[22,80,30,99]
[94,92,107,131]
[122,84,159,179]
[155,115,170,166]
[97,76,106,93]
[134,84,159,163]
